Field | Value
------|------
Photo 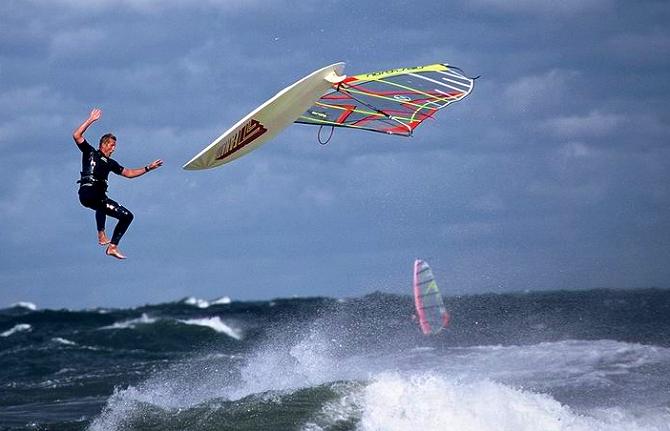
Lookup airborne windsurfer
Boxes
[73,108,163,259]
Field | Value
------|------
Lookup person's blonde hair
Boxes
[99,133,116,147]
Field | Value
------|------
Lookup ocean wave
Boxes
[7,288,670,431]
[211,296,232,305]
[178,317,242,340]
[181,296,231,308]
[10,301,37,310]
[88,370,670,431]
[100,313,157,330]
[86,331,347,429]
[88,383,349,431]
[84,320,670,431]
[51,337,77,346]
[1,323,32,337]
[50,337,103,351]
[182,297,211,308]
[351,372,670,431]
[435,339,670,389]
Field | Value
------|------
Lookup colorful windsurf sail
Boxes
[184,62,475,170]
[296,64,475,137]
[413,259,450,335]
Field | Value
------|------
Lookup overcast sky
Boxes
[1,0,668,309]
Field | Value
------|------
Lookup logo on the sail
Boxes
[215,119,267,160]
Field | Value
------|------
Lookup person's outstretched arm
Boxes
[121,159,164,178]
[73,108,102,144]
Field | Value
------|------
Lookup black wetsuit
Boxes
[77,139,133,245]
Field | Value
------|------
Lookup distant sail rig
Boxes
[296,63,475,138]
[413,259,450,335]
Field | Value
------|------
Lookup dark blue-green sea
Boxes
[2,288,670,431]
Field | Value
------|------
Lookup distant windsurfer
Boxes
[73,108,163,259]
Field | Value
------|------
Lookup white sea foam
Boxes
[305,372,670,431]
[87,334,670,431]
[52,337,77,346]
[178,317,242,340]
[302,382,363,431]
[1,323,32,337]
[101,313,156,329]
[88,331,337,431]
[183,297,210,308]
[430,339,670,390]
[11,301,36,310]
[352,372,670,431]
[211,296,232,305]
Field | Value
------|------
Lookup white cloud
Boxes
[557,141,593,159]
[608,29,670,64]
[49,27,106,59]
[0,86,71,146]
[526,178,606,205]
[470,193,506,213]
[299,186,335,207]
[468,0,614,15]
[29,0,267,13]
[0,168,43,218]
[503,69,579,114]
[541,110,623,139]
[0,86,63,114]
[439,221,496,241]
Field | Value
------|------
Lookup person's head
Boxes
[99,133,117,157]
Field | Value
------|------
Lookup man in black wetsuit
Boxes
[73,108,163,259]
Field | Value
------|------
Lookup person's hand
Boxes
[147,159,163,171]
[89,108,102,122]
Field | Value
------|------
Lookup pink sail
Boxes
[413,259,450,335]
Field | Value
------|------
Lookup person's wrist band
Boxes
[145,166,150,172]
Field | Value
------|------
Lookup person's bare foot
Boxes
[98,231,110,246]
[105,244,126,260]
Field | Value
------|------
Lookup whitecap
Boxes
[178,317,242,340]
[52,337,77,346]
[101,313,156,330]
[10,302,37,311]
[355,372,668,431]
[440,339,670,389]
[183,297,210,308]
[211,296,232,305]
[1,323,32,337]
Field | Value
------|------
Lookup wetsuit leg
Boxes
[95,209,106,232]
[79,187,107,232]
[102,198,134,245]
[79,188,133,245]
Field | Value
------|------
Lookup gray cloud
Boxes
[1,0,668,308]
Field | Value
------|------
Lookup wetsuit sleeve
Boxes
[109,159,124,175]
[76,139,94,154]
